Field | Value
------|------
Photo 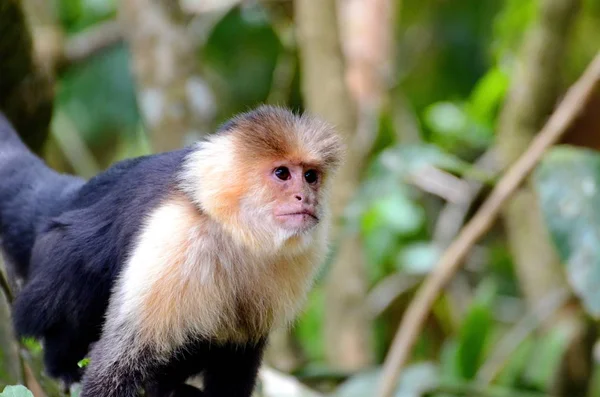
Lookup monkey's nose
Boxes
[294,194,303,201]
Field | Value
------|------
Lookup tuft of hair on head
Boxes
[219,105,345,172]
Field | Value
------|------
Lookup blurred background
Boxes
[1,0,600,396]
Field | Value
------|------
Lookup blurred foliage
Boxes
[58,44,140,146]
[202,4,283,121]
[3,0,600,396]
[535,146,600,316]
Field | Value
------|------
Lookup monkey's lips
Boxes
[275,209,319,230]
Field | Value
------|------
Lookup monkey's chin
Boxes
[275,213,318,233]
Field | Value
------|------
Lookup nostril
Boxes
[295,195,303,201]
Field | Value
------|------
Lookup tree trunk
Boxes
[0,0,54,154]
[496,0,591,394]
[497,0,579,311]
[295,0,373,370]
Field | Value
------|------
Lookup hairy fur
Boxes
[0,106,343,397]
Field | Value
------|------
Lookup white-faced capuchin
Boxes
[0,105,344,397]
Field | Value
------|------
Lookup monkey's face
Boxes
[181,106,343,253]
[266,162,322,234]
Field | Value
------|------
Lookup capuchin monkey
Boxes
[0,105,343,397]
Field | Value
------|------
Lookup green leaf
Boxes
[438,340,463,386]
[466,67,509,125]
[396,242,441,275]
[364,194,425,236]
[523,324,572,391]
[534,146,600,316]
[295,287,326,362]
[422,103,493,150]
[492,0,536,61]
[363,228,397,280]
[0,385,34,397]
[456,280,496,379]
[78,357,90,368]
[424,102,467,136]
[495,337,534,387]
[20,337,42,354]
[333,363,438,397]
[57,44,141,144]
[203,4,282,119]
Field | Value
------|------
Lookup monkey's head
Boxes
[181,105,344,254]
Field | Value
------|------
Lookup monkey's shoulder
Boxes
[29,148,194,276]
[69,147,194,210]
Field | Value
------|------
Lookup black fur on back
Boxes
[0,111,195,383]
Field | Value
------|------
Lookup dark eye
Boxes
[304,169,318,184]
[274,167,290,180]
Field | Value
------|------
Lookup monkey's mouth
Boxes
[280,210,318,220]
[276,210,319,230]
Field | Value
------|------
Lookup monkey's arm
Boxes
[202,341,266,397]
[12,208,118,384]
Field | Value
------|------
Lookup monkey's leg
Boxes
[80,366,144,397]
[79,336,147,397]
[144,349,206,397]
[42,326,89,387]
[202,341,265,397]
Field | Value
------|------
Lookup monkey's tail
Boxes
[0,111,83,282]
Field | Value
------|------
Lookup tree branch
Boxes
[31,19,123,75]
[59,20,122,71]
[377,51,600,397]
[0,266,14,303]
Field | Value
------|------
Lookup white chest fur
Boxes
[113,195,324,355]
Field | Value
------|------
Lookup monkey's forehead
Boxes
[217,105,344,170]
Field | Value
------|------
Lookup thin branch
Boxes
[408,165,472,204]
[0,268,13,303]
[51,110,101,179]
[365,274,422,319]
[376,52,600,397]
[432,149,499,247]
[60,20,122,70]
[34,20,123,74]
